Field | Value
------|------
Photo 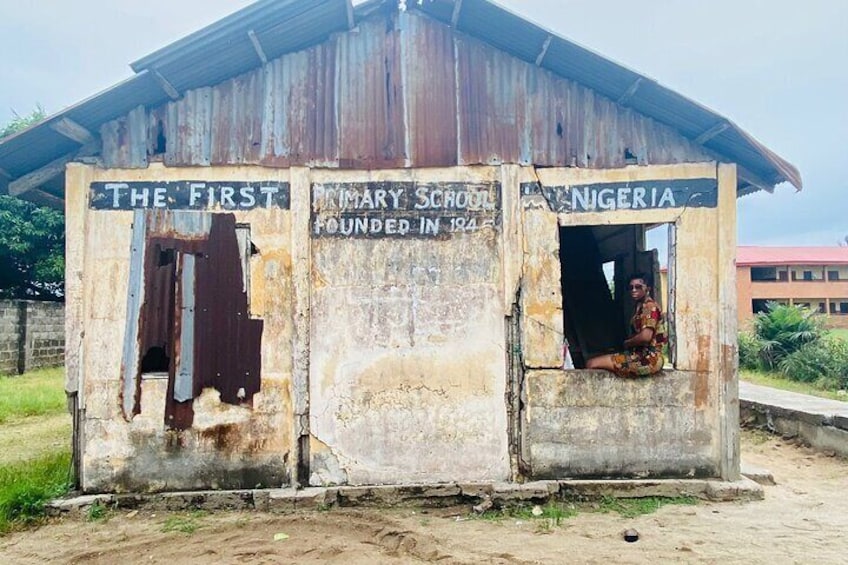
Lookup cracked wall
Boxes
[308,168,511,485]
[67,164,294,493]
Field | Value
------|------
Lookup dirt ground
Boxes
[2,431,846,564]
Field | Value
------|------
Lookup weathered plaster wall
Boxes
[68,160,738,492]
[518,163,739,480]
[307,168,510,485]
[524,370,714,478]
[67,163,294,493]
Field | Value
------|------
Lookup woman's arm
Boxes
[624,327,654,348]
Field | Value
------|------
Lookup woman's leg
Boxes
[585,353,617,371]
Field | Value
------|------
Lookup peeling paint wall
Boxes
[67,163,294,493]
[307,168,510,485]
[67,159,738,492]
[518,163,739,480]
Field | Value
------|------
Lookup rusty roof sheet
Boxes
[0,0,801,200]
[413,0,802,191]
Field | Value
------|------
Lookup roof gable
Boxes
[0,0,801,205]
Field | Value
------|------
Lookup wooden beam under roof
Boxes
[451,0,463,26]
[152,69,180,100]
[346,0,355,29]
[50,118,94,145]
[8,140,99,197]
[25,189,65,210]
[536,36,553,66]
[247,30,268,65]
[702,149,777,194]
[617,78,643,106]
[694,121,731,145]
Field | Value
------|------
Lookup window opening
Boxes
[803,271,813,281]
[559,222,672,370]
[828,270,839,281]
[830,302,838,314]
[778,270,788,281]
[750,267,777,281]
[841,302,848,315]
[752,299,770,314]
[602,261,616,300]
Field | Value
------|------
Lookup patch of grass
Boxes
[829,329,848,342]
[0,450,72,534]
[162,511,207,535]
[86,500,109,522]
[743,428,775,445]
[595,495,698,518]
[0,367,66,424]
[477,501,578,526]
[741,369,846,401]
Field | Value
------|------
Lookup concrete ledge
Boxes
[47,478,762,515]
[740,382,848,458]
[741,462,776,486]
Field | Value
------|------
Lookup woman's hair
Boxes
[629,272,653,289]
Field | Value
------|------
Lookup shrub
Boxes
[738,331,764,370]
[780,335,848,390]
[753,303,825,370]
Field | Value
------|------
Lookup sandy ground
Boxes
[2,431,846,564]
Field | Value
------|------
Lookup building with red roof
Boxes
[737,246,848,328]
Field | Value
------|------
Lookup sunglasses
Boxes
[628,284,646,290]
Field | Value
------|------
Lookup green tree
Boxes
[1,107,64,300]
[0,105,46,139]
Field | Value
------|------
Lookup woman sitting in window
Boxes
[586,273,667,377]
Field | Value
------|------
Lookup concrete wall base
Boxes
[742,400,848,458]
[48,478,763,517]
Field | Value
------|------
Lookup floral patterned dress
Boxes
[610,297,667,377]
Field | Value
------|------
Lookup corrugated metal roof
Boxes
[0,71,167,177]
[738,246,848,266]
[0,0,801,200]
[413,0,802,191]
[131,0,351,94]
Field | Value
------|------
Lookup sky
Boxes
[1,0,845,247]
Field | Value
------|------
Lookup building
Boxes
[737,246,848,329]
[0,0,801,493]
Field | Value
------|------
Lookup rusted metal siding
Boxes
[336,16,406,168]
[211,72,265,165]
[100,11,711,171]
[261,41,339,168]
[121,211,264,431]
[165,88,214,167]
[402,12,458,168]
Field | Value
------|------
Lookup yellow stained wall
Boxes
[67,163,295,492]
[67,160,739,490]
[518,163,739,480]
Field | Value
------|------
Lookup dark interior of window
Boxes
[559,223,667,368]
[752,299,771,314]
[828,270,839,281]
[750,267,777,281]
